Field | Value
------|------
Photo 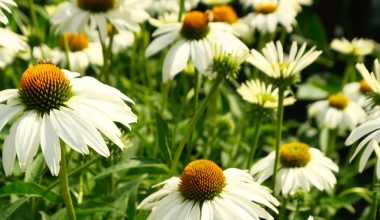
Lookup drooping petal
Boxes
[15,111,41,171]
[162,40,190,81]
[40,115,61,176]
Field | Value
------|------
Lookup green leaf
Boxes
[24,154,46,182]
[0,198,28,219]
[155,112,173,163]
[94,159,169,179]
[0,182,62,202]
[338,187,372,202]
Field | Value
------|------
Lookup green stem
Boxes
[160,81,171,114]
[278,196,288,220]
[78,173,84,204]
[63,35,72,70]
[170,75,224,174]
[99,29,115,83]
[193,70,200,112]
[178,0,185,21]
[370,168,379,220]
[292,198,300,220]
[272,86,285,191]
[186,71,201,160]
[27,0,39,30]
[59,146,76,220]
[342,61,355,86]
[326,129,337,157]
[246,119,262,169]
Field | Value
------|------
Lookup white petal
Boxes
[2,118,20,176]
[50,109,88,154]
[201,201,213,220]
[63,108,110,157]
[40,115,61,176]
[15,112,41,171]
[162,40,190,81]
[190,40,212,73]
[0,102,23,132]
[145,32,178,57]
[359,144,373,172]
[0,89,18,103]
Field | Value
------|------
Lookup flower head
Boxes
[0,0,16,25]
[210,44,249,78]
[356,59,380,94]
[242,0,297,33]
[251,142,339,195]
[345,60,380,179]
[76,0,117,12]
[248,41,322,86]
[139,159,279,220]
[51,0,149,41]
[0,28,28,69]
[330,38,374,57]
[308,93,366,133]
[0,61,137,176]
[237,79,296,108]
[58,32,89,52]
[33,32,103,72]
[145,10,248,81]
[211,6,238,24]
[343,80,372,108]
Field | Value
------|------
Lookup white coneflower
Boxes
[145,10,248,81]
[308,93,366,133]
[237,79,296,108]
[248,41,322,85]
[330,38,375,57]
[343,80,372,108]
[0,61,137,176]
[0,28,28,68]
[149,11,178,27]
[0,0,16,25]
[251,141,339,195]
[345,59,380,178]
[356,59,380,95]
[139,159,279,220]
[210,5,253,44]
[51,0,149,41]
[33,32,103,72]
[0,28,28,51]
[283,0,313,12]
[110,29,135,54]
[241,0,298,33]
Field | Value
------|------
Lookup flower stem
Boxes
[98,28,115,83]
[272,85,285,191]
[186,71,201,159]
[370,168,379,220]
[170,75,224,174]
[160,81,171,114]
[59,146,76,220]
[342,60,355,86]
[27,0,39,31]
[326,128,337,157]
[292,198,300,220]
[246,119,262,169]
[278,196,288,220]
[178,0,185,21]
[194,70,200,112]
[63,35,72,70]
